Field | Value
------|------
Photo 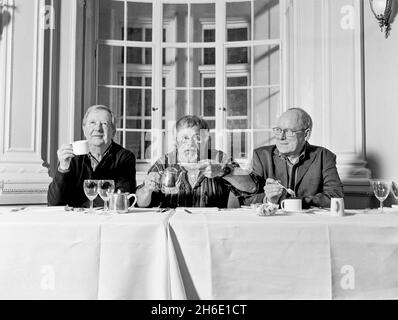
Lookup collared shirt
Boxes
[275,144,307,192]
[139,149,240,208]
[88,143,112,171]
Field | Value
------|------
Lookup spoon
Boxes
[275,181,296,197]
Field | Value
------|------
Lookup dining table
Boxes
[1,205,398,299]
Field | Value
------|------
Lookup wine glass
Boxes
[392,180,398,202]
[370,180,391,213]
[98,180,115,213]
[83,179,99,213]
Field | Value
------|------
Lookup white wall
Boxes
[364,0,398,181]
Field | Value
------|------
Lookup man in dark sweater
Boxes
[47,105,136,207]
[244,108,343,209]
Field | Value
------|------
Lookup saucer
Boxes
[281,209,311,214]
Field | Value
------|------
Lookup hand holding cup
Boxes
[57,144,75,171]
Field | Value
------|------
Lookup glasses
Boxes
[272,127,308,138]
[177,134,203,144]
[86,121,111,128]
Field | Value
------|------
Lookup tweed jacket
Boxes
[244,143,344,208]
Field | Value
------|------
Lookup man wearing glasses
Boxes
[47,105,136,207]
[245,108,343,209]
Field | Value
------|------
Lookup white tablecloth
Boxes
[2,206,398,299]
[168,208,398,299]
[0,206,171,299]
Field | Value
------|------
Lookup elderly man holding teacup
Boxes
[47,105,136,207]
[245,108,343,209]
[136,115,257,208]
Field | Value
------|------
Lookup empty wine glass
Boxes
[392,180,398,200]
[98,180,115,213]
[83,179,99,213]
[370,180,391,213]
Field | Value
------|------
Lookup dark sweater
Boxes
[47,142,136,207]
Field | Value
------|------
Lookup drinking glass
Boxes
[392,180,398,200]
[83,179,99,212]
[98,179,115,212]
[370,180,391,213]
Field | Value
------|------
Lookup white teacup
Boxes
[330,198,345,216]
[281,198,302,212]
[72,140,89,155]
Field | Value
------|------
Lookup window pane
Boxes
[226,2,251,39]
[254,0,280,39]
[98,0,123,40]
[204,29,215,65]
[253,87,280,148]
[145,77,152,116]
[97,87,123,129]
[227,46,249,64]
[164,48,187,87]
[190,3,215,42]
[227,120,248,159]
[126,88,142,117]
[163,4,187,42]
[227,76,248,87]
[126,120,142,129]
[254,44,280,86]
[253,87,280,129]
[125,132,142,161]
[190,48,212,87]
[226,87,250,117]
[127,2,152,32]
[97,45,123,86]
[162,89,187,129]
[227,28,248,42]
[203,78,215,117]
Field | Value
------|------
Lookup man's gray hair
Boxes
[82,105,117,131]
[287,107,313,130]
[176,115,209,131]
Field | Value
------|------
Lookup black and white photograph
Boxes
[0,0,398,304]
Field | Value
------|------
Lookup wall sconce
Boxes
[369,0,396,38]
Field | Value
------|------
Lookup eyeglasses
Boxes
[272,127,309,138]
[177,134,203,144]
[86,120,111,128]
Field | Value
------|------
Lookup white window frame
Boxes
[92,0,287,173]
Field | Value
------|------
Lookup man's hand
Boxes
[263,178,284,204]
[198,160,225,179]
[57,144,75,171]
[143,172,161,192]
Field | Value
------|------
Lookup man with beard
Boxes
[136,115,257,208]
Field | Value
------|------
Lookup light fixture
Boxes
[369,0,394,38]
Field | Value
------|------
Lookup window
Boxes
[93,0,284,171]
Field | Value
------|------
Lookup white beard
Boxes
[178,149,198,164]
